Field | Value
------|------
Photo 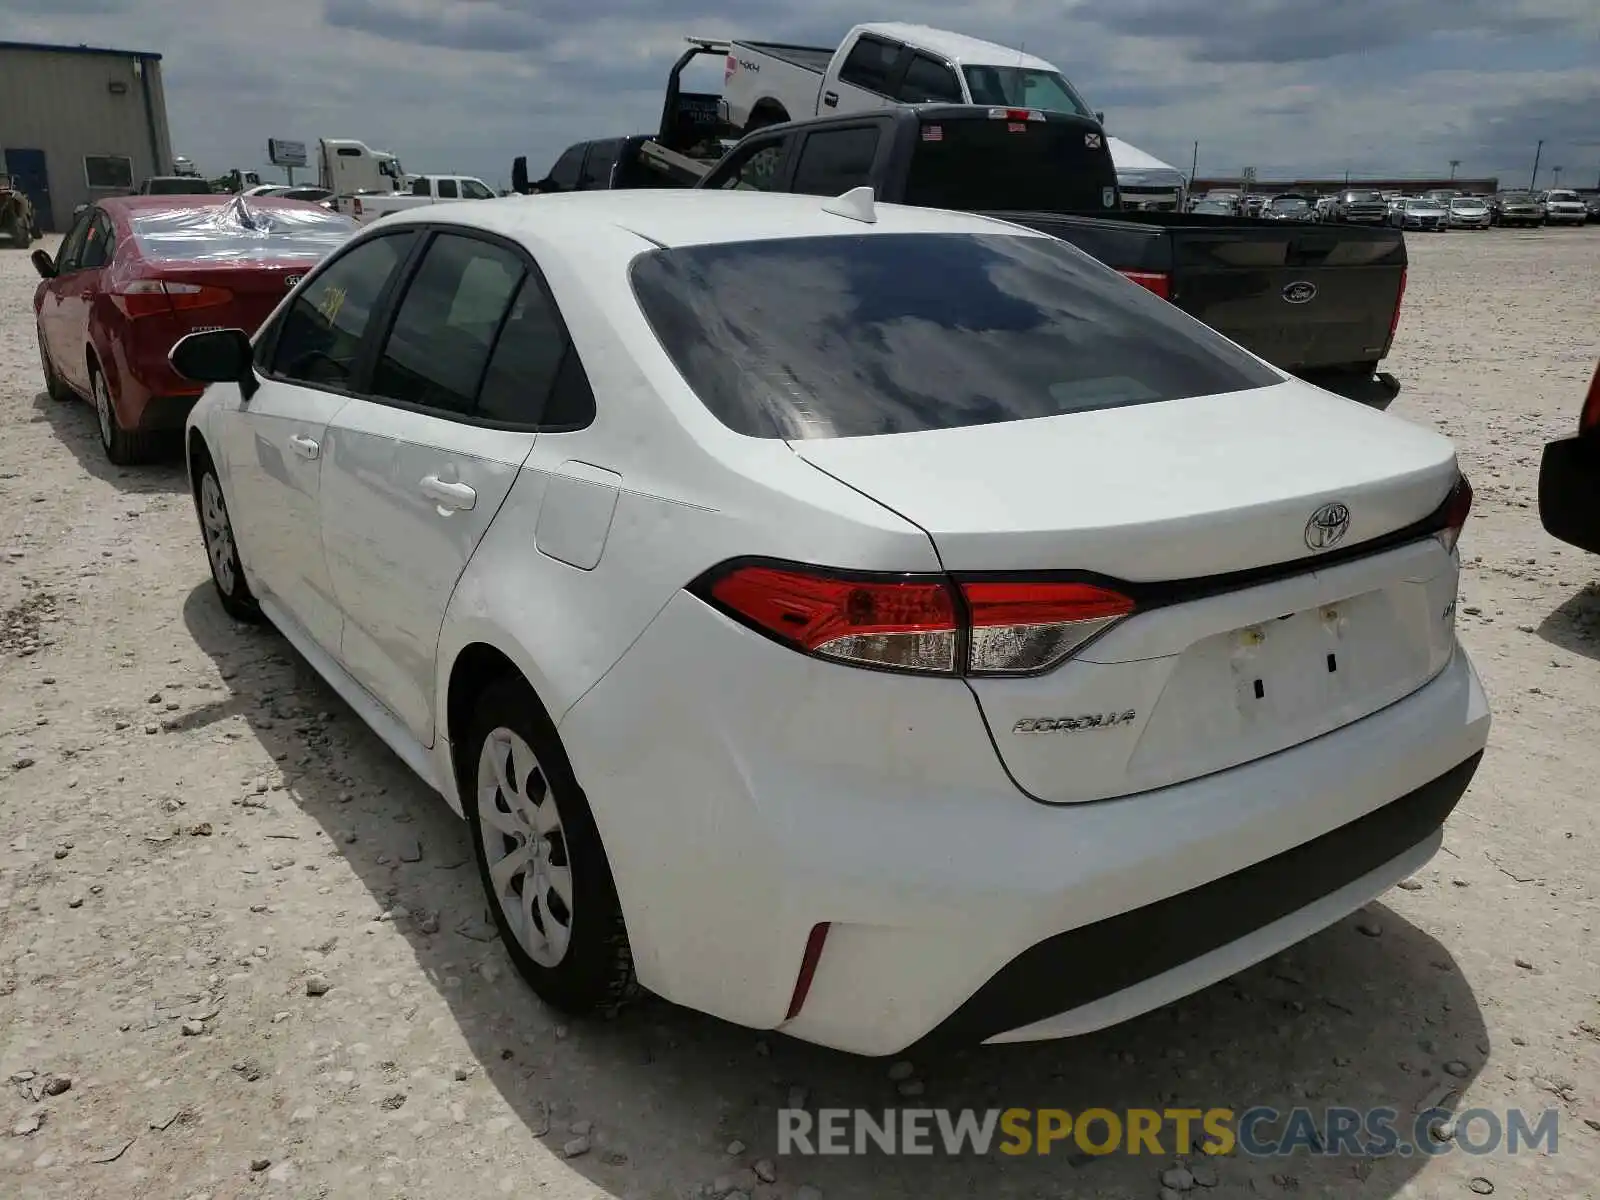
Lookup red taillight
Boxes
[725,54,736,83]
[708,565,959,673]
[1119,270,1172,300]
[354,197,364,216]
[988,107,1044,122]
[1437,474,1473,554]
[962,581,1135,675]
[701,564,1135,676]
[1389,267,1407,343]
[1579,362,1600,436]
[111,279,232,318]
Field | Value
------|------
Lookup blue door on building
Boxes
[3,148,53,233]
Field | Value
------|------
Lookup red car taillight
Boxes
[700,564,1136,677]
[111,280,233,318]
[1389,267,1407,343]
[1579,362,1600,437]
[1119,270,1172,300]
[1436,474,1473,554]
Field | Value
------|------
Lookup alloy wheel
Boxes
[93,371,114,448]
[476,728,574,967]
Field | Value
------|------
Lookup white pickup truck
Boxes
[719,22,1183,210]
[351,174,497,223]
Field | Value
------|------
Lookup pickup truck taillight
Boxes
[725,53,736,83]
[1581,362,1600,437]
[1119,270,1171,301]
[1389,267,1407,343]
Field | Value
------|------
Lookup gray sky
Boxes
[5,0,1597,189]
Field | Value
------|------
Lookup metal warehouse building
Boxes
[1,40,174,231]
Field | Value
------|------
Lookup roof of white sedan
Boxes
[405,188,1045,250]
[859,22,1056,72]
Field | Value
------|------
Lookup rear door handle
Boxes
[288,434,320,460]
[420,475,476,511]
[822,91,839,108]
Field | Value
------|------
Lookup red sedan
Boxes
[32,194,356,464]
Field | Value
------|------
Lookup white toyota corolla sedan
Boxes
[173,189,1490,1056]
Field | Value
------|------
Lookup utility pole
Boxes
[1190,140,1199,184]
[1449,159,1460,180]
[1529,139,1543,191]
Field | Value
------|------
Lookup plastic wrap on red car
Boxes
[130,196,357,263]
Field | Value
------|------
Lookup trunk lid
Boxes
[144,260,314,335]
[794,378,1457,579]
[795,380,1463,803]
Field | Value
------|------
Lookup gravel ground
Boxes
[2,227,1598,1200]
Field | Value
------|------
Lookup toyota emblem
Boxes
[1282,280,1317,304]
[1305,502,1351,551]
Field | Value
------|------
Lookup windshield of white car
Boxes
[630,232,1280,440]
[961,66,1093,117]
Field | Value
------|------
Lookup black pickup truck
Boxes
[521,102,1406,402]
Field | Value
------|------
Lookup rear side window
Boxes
[791,128,878,196]
[631,233,1280,439]
[837,35,900,94]
[371,234,523,414]
[898,54,962,103]
[411,179,430,196]
[269,232,416,388]
[476,276,568,423]
[79,213,115,269]
[436,179,459,199]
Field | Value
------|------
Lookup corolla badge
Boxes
[1282,280,1317,304]
[1305,502,1351,551]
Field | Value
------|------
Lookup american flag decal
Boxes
[922,125,943,141]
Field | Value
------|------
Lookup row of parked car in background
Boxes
[1189,186,1600,228]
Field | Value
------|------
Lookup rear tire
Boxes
[92,363,160,466]
[193,452,261,622]
[462,676,637,1017]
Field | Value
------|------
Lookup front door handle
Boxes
[420,475,476,512]
[288,434,320,460]
[823,91,839,108]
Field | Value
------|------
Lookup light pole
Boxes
[1552,166,1563,187]
[1529,139,1543,191]
[1449,159,1460,180]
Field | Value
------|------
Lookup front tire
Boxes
[194,456,261,622]
[463,677,636,1016]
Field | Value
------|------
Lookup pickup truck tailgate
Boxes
[1168,225,1404,371]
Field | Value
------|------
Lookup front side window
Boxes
[579,141,621,190]
[837,35,900,94]
[962,67,1093,117]
[268,231,416,388]
[370,234,523,414]
[462,178,495,200]
[790,128,879,196]
[54,209,96,272]
[548,145,587,191]
[631,232,1281,440]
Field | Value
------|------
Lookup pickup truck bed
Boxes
[742,41,833,73]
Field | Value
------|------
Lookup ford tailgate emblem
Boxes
[285,274,303,288]
[1305,502,1351,551]
[1282,280,1317,304]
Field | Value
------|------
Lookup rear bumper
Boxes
[561,589,1491,1056]
[1301,369,1402,408]
[1538,435,1600,554]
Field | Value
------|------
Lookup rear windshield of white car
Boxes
[130,201,357,263]
[630,233,1281,439]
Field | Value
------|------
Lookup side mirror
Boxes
[511,156,530,194]
[1095,111,1105,126]
[30,249,56,280]
[170,328,259,401]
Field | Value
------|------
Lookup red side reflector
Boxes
[1437,474,1473,553]
[1580,362,1600,436]
[785,923,830,1021]
[1119,270,1172,301]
